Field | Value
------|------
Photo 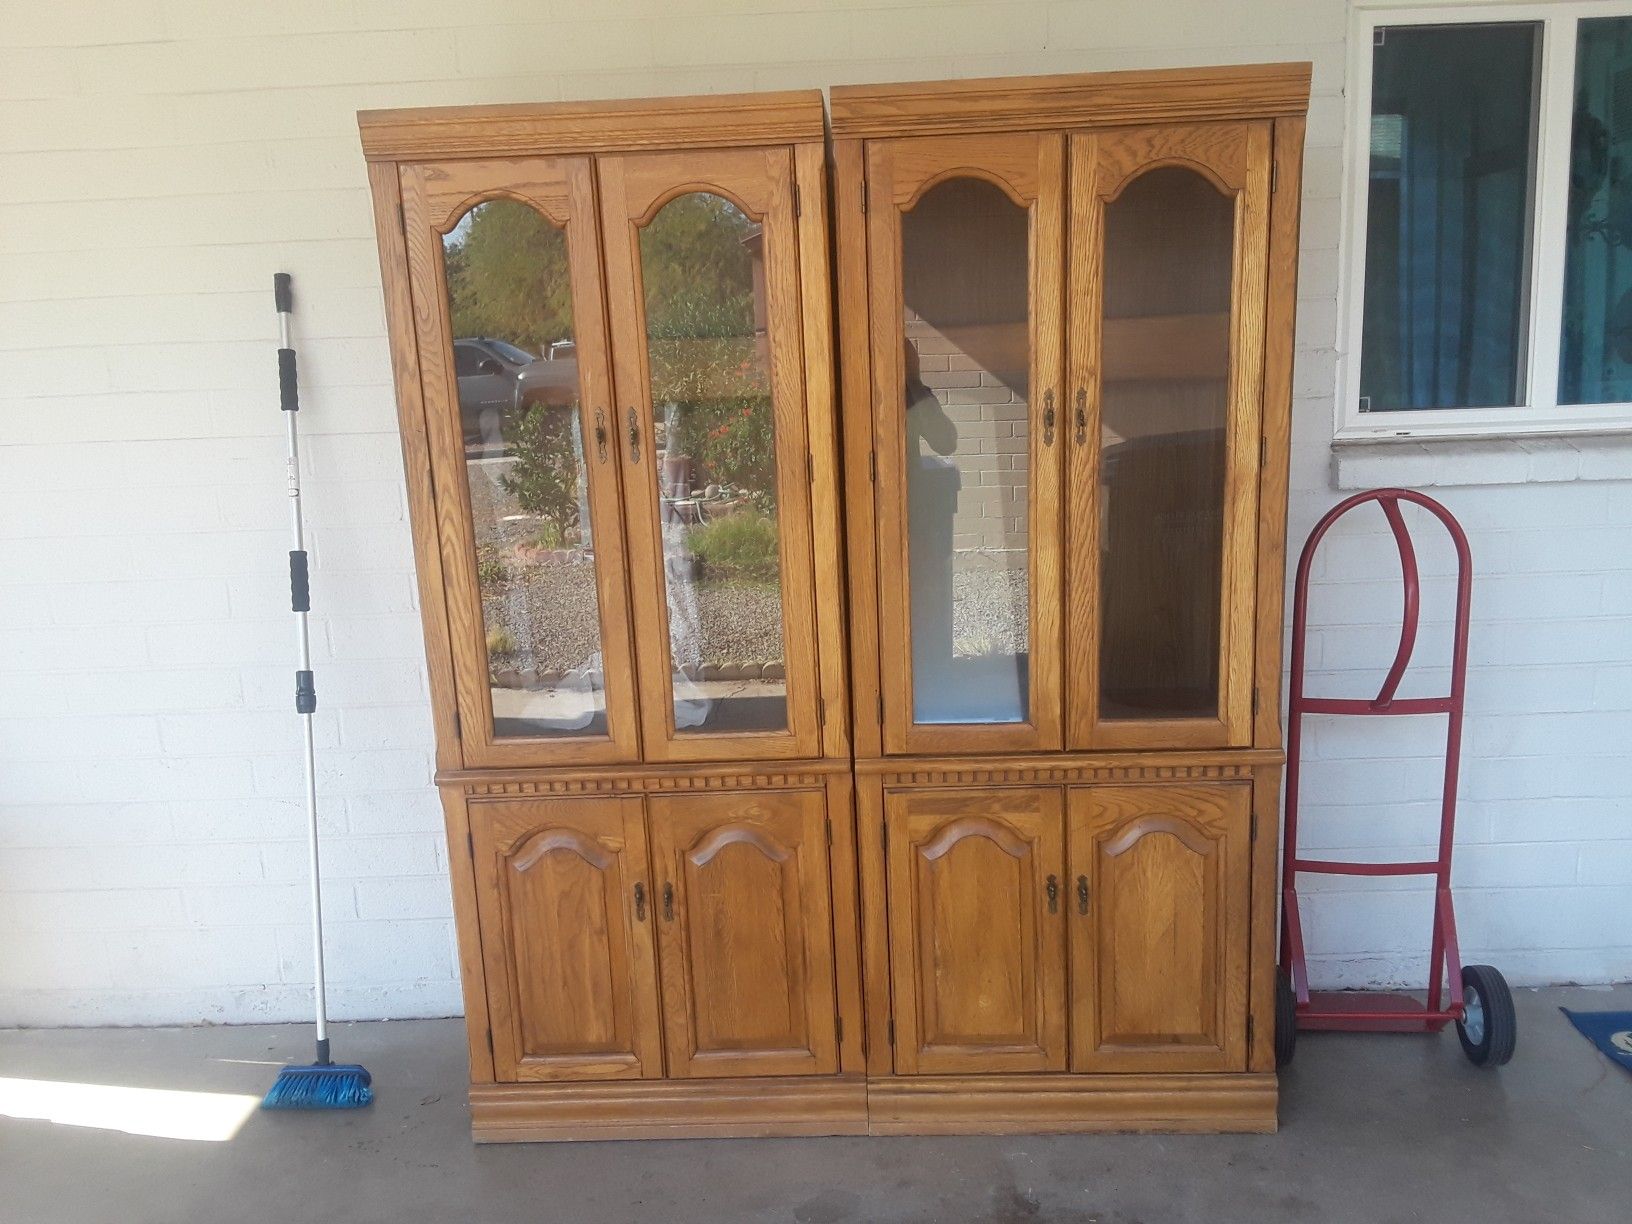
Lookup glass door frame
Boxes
[864,132,1067,756]
[1065,123,1272,750]
[596,145,824,764]
[398,156,643,769]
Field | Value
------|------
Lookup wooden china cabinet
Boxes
[360,92,863,1141]
[360,62,1308,1142]
[831,64,1308,1133]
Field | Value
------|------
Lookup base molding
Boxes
[470,1075,869,1142]
[868,1071,1279,1135]
[467,1072,1277,1141]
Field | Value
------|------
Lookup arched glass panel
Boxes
[900,177,1031,725]
[639,192,786,734]
[1098,167,1233,721]
[441,199,605,738]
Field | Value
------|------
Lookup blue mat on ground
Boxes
[1561,1009,1632,1076]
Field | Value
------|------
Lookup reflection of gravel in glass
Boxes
[486,565,784,674]
[950,568,1029,656]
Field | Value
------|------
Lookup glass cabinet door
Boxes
[597,147,822,763]
[1066,124,1271,749]
[864,134,1066,755]
[399,157,641,767]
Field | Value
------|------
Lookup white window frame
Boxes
[1339,0,1632,439]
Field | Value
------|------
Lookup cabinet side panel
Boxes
[367,159,462,773]
[1255,116,1305,748]
[440,786,496,1082]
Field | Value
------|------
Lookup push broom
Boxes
[262,272,373,1111]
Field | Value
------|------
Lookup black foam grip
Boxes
[279,348,298,411]
[274,272,293,314]
[289,550,310,612]
[295,670,316,714]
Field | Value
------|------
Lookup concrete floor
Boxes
[1,985,1627,1224]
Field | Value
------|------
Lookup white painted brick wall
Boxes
[1,0,1625,1027]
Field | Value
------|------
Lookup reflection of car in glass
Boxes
[452,338,579,455]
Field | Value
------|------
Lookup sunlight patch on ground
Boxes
[0,1077,260,1142]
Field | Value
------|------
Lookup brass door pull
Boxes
[1046,874,1059,914]
[633,881,646,921]
[1042,389,1056,446]
[662,882,674,922]
[627,407,642,464]
[595,408,609,464]
[1074,388,1087,445]
[1076,874,1090,915]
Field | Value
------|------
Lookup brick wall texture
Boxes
[1,0,1627,1025]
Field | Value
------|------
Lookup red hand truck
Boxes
[1276,488,1516,1069]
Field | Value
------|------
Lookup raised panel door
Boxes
[1066,124,1272,750]
[865,134,1066,756]
[398,157,642,768]
[598,148,824,763]
[1068,783,1251,1072]
[646,790,839,1078]
[884,787,1067,1074]
[468,796,662,1082]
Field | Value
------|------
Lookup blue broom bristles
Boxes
[262,1063,373,1110]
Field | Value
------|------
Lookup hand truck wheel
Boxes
[1456,964,1516,1067]
[1275,968,1297,1069]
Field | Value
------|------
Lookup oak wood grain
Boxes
[884,786,1067,1074]
[468,795,662,1082]
[361,91,825,161]
[829,62,1311,138]
[647,788,839,1078]
[1067,783,1251,1073]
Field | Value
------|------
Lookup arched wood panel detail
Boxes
[1065,121,1272,754]
[865,130,1067,758]
[647,790,838,1078]
[1069,783,1251,1073]
[884,787,1066,1075]
[397,155,642,770]
[468,796,661,1083]
[597,144,824,765]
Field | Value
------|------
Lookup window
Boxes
[1342,3,1632,437]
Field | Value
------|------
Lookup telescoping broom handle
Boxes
[276,272,331,1065]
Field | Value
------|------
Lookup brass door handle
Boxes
[595,408,609,464]
[1046,874,1059,914]
[662,881,674,922]
[1074,388,1087,445]
[627,407,642,464]
[1076,874,1090,915]
[633,881,646,922]
[1042,389,1056,447]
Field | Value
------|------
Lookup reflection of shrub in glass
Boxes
[687,512,780,582]
[499,403,582,544]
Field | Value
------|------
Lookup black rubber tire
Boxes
[1456,964,1517,1067]
[1275,968,1297,1069]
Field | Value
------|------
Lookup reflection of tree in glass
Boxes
[641,194,776,510]
[446,201,574,349]
[499,403,581,544]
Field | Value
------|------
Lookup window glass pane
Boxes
[1361,22,1540,411]
[442,200,608,739]
[1561,17,1632,405]
[1098,168,1231,722]
[900,177,1031,725]
[638,192,787,734]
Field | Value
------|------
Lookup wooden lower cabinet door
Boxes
[646,790,839,1078]
[1068,783,1252,1072]
[885,787,1068,1074]
[468,797,663,1082]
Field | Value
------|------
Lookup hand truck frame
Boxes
[1277,488,1515,1069]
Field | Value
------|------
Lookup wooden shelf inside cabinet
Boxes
[1102,313,1229,383]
